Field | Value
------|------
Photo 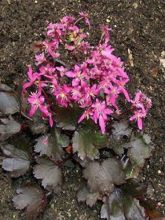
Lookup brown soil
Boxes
[0,0,165,219]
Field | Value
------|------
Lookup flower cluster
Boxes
[23,13,151,133]
[130,91,152,130]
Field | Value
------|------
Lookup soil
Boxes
[0,0,165,219]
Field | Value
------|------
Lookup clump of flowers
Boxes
[23,13,151,133]
[130,91,152,130]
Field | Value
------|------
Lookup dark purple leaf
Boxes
[1,144,30,177]
[73,154,90,167]
[101,190,125,220]
[152,218,165,220]
[33,158,62,192]
[77,186,89,203]
[72,127,108,160]
[112,120,132,141]
[13,186,47,220]
[84,158,125,195]
[123,160,141,179]
[0,116,21,141]
[101,189,148,220]
[34,128,69,160]
[0,83,13,92]
[109,130,152,178]
[1,144,28,159]
[77,186,100,207]
[109,121,132,156]
[125,198,148,220]
[34,135,54,158]
[0,91,19,115]
[123,135,152,179]
[30,119,48,135]
[55,106,81,131]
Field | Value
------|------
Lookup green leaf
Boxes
[72,126,108,160]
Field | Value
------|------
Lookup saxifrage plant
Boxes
[22,12,151,133]
[0,13,160,220]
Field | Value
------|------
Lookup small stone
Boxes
[128,48,134,67]
[68,212,71,217]
[133,2,138,9]
[158,170,162,174]
[157,202,162,206]
[51,203,55,209]
[106,18,110,23]
[160,51,165,70]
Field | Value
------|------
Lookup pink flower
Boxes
[79,12,91,27]
[65,44,75,51]
[35,53,46,65]
[101,46,113,59]
[130,111,145,130]
[71,86,82,101]
[79,83,98,107]
[78,108,93,123]
[130,91,152,130]
[60,16,75,26]
[132,91,152,110]
[56,66,67,77]
[39,64,56,76]
[48,113,53,127]
[28,91,45,116]
[49,78,58,93]
[119,87,130,102]
[91,99,113,133]
[43,40,60,58]
[28,91,53,127]
[22,66,41,92]
[23,14,152,133]
[101,25,111,43]
[66,65,87,86]
[54,85,71,107]
[47,22,64,39]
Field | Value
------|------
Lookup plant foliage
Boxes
[0,14,161,220]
